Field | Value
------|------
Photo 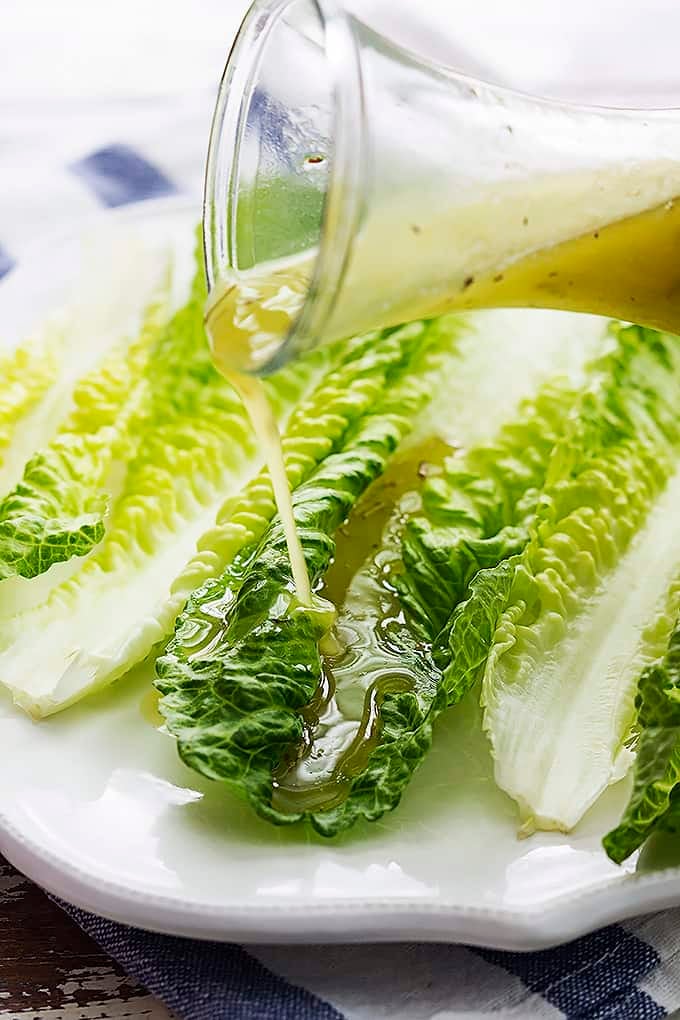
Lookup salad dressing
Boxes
[205,285,313,606]
[271,436,451,812]
[204,191,680,680]
[455,196,680,332]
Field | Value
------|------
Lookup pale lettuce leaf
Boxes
[0,245,165,499]
[482,326,680,832]
[0,290,169,580]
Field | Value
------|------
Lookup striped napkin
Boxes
[4,2,680,1017]
[58,895,680,1018]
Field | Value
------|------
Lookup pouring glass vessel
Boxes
[203,0,680,374]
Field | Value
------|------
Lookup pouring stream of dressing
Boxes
[205,284,313,606]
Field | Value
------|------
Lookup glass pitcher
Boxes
[203,0,680,374]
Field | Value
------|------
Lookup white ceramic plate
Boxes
[2,197,680,951]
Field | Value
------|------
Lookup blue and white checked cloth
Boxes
[5,1,680,1016]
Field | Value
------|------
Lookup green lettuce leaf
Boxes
[397,379,579,640]
[156,318,458,829]
[0,245,165,500]
[293,385,594,835]
[482,325,680,833]
[0,291,169,580]
[603,603,680,864]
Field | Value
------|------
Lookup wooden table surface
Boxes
[0,855,172,1019]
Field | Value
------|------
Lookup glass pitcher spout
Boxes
[203,0,680,374]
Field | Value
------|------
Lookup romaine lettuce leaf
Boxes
[0,249,165,500]
[0,291,168,580]
[398,379,579,640]
[482,325,680,833]
[603,604,680,864]
[156,318,458,829]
